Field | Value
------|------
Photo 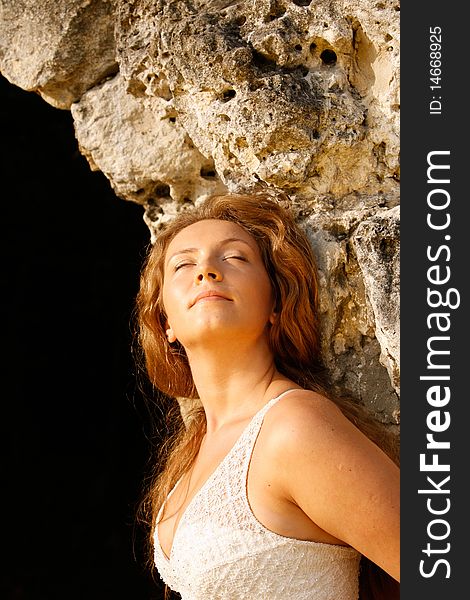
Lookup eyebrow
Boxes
[166,238,254,264]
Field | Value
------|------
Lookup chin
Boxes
[180,319,243,345]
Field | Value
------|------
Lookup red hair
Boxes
[134,191,399,599]
[136,191,325,399]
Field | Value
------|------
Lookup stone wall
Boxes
[0,0,400,430]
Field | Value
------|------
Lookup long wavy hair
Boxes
[134,191,399,599]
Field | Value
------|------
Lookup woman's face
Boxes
[162,219,275,351]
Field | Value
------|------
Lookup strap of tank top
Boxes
[241,387,301,472]
[258,387,300,418]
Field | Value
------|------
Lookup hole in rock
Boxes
[252,50,278,70]
[222,89,236,101]
[233,15,246,26]
[320,49,337,65]
[154,183,171,197]
[200,167,217,179]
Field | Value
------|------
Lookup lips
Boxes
[191,289,232,307]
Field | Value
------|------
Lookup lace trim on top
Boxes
[154,389,360,600]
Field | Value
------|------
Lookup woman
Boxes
[135,192,400,599]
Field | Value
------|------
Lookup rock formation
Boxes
[0,0,400,430]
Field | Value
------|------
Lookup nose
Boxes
[195,262,223,283]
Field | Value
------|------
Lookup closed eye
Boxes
[174,262,194,271]
[223,255,247,262]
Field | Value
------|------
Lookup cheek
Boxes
[162,275,187,326]
[161,278,176,322]
[250,271,275,316]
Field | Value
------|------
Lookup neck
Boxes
[185,336,287,434]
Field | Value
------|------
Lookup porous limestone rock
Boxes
[305,202,399,426]
[0,0,401,428]
[352,206,400,396]
[71,72,227,235]
[0,0,117,109]
[115,0,399,201]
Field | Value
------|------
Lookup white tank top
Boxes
[154,389,360,599]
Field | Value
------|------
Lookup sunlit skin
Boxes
[159,219,400,582]
[163,219,275,356]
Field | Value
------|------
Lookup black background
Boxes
[1,74,167,599]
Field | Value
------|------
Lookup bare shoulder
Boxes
[263,389,363,451]
[258,389,400,581]
[260,388,398,481]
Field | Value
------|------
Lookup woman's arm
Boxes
[266,392,400,581]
